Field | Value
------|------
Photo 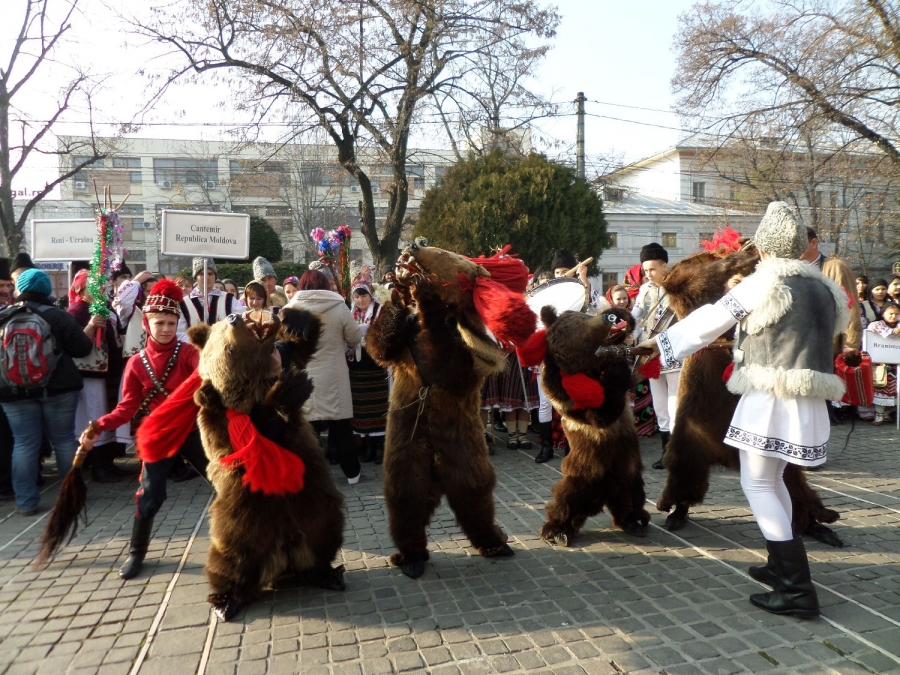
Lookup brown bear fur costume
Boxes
[187,308,346,620]
[366,243,518,579]
[526,306,650,545]
[656,245,842,546]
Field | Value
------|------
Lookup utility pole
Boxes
[576,91,585,180]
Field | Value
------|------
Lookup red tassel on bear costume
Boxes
[722,362,735,383]
[560,372,605,409]
[136,371,202,463]
[515,329,547,367]
[457,273,537,346]
[221,410,306,495]
[638,356,662,380]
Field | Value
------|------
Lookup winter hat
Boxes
[110,264,133,281]
[252,256,277,281]
[143,279,184,316]
[309,260,335,281]
[11,252,34,274]
[872,278,889,291]
[283,275,300,287]
[0,258,10,281]
[753,202,806,259]
[16,268,52,296]
[351,281,372,296]
[639,243,668,264]
[192,257,217,279]
[550,249,577,272]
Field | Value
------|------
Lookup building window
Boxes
[154,158,218,185]
[692,181,706,203]
[601,272,619,293]
[434,166,448,186]
[607,232,618,249]
[698,231,715,246]
[113,157,141,169]
[407,165,425,190]
[661,232,677,248]
[130,171,142,183]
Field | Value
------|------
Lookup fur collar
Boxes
[744,257,850,337]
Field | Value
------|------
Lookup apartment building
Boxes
[48,136,456,274]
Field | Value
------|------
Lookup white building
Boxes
[42,136,457,274]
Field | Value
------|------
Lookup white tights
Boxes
[739,450,794,542]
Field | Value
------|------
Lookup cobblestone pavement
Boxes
[1,420,899,675]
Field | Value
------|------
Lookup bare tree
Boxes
[673,0,900,166]
[0,0,110,256]
[132,0,558,272]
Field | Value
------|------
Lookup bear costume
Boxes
[518,306,650,545]
[366,241,535,579]
[654,234,842,546]
[139,308,346,621]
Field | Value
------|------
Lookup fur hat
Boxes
[252,256,276,281]
[753,202,806,259]
[143,279,184,315]
[309,260,334,281]
[0,258,10,281]
[11,252,34,274]
[110,264,133,281]
[640,243,668,264]
[192,257,217,279]
[550,249,577,272]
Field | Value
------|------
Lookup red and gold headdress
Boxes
[143,279,183,315]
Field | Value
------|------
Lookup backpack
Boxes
[0,302,60,393]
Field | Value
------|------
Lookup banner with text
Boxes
[31,219,96,261]
[864,331,900,365]
[160,210,250,260]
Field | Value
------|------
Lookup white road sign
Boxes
[30,219,96,261]
[160,210,250,260]
[864,330,900,365]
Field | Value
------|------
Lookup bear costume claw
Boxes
[209,594,241,622]
[389,551,429,579]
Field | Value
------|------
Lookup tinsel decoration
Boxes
[86,183,128,346]
[310,225,352,298]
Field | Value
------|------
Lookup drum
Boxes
[526,277,588,327]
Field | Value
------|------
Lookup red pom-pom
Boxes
[516,329,547,367]
[638,356,662,380]
[147,278,184,303]
[560,372,605,409]
[722,362,735,383]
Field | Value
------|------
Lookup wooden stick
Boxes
[92,179,102,210]
[563,257,594,277]
[113,193,131,211]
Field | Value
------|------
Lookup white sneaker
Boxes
[347,474,361,485]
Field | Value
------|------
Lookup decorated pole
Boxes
[87,182,128,346]
[310,226,353,298]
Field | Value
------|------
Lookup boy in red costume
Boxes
[79,279,204,580]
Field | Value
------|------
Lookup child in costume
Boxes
[639,202,849,619]
[79,279,204,580]
[866,301,900,425]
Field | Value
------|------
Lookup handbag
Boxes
[72,337,109,374]
[835,351,875,406]
[873,363,889,389]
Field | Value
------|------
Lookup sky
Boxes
[8,0,700,196]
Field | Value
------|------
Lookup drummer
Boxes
[551,249,607,313]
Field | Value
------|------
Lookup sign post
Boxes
[863,331,900,430]
[160,210,251,319]
[30,219,96,262]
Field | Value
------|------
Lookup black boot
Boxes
[120,517,154,580]
[361,437,377,463]
[652,431,669,470]
[749,537,819,618]
[91,444,122,483]
[748,554,778,587]
[535,422,553,463]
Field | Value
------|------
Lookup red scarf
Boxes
[137,373,306,495]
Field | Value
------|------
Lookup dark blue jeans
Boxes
[1,391,79,511]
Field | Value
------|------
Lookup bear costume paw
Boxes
[539,523,572,547]
[621,518,649,538]
[664,504,690,532]
[316,564,347,591]
[480,543,515,558]
[389,551,429,579]
[805,522,844,548]
[208,593,242,623]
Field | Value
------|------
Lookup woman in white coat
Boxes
[287,270,362,483]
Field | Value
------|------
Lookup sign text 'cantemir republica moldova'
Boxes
[160,210,251,260]
[31,219,97,261]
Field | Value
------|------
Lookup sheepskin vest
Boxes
[727,259,848,401]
